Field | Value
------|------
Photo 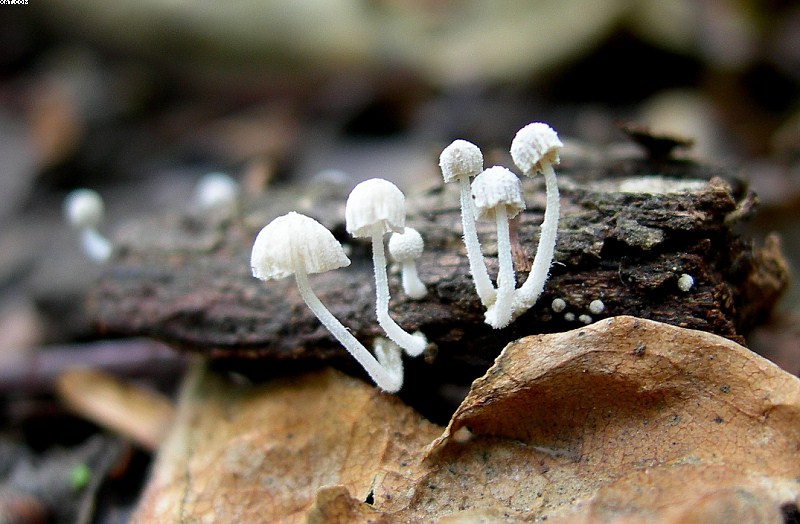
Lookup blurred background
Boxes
[0,0,798,520]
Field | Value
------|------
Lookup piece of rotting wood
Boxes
[88,151,789,382]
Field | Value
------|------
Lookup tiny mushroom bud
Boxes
[551,298,567,313]
[346,179,427,357]
[589,299,605,315]
[510,123,563,315]
[251,212,403,392]
[564,312,576,322]
[193,172,240,218]
[678,273,695,292]
[579,314,593,325]
[63,188,113,262]
[388,227,427,300]
[472,166,526,329]
[439,140,496,307]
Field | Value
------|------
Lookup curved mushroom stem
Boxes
[80,228,113,262]
[400,262,427,299]
[459,177,497,307]
[294,267,402,393]
[371,225,427,357]
[513,161,560,312]
[485,206,515,328]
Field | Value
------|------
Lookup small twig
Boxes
[0,338,185,394]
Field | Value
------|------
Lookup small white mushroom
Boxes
[589,299,605,315]
[551,298,567,313]
[63,188,113,262]
[564,312,576,322]
[388,227,427,300]
[250,212,402,393]
[579,314,593,324]
[472,166,526,329]
[510,123,563,314]
[678,273,695,292]
[193,172,240,219]
[346,179,427,357]
[439,140,496,307]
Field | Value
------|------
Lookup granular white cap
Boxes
[510,122,563,176]
[388,227,424,262]
[345,178,406,238]
[470,166,526,220]
[64,188,104,229]
[251,212,350,281]
[439,139,484,183]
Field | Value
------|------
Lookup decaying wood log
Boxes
[87,152,789,383]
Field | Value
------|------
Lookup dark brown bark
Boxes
[87,154,789,379]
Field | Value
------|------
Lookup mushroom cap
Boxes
[251,212,350,281]
[345,178,406,238]
[439,139,484,183]
[510,122,563,176]
[470,166,526,220]
[64,188,104,229]
[194,172,240,211]
[388,227,424,262]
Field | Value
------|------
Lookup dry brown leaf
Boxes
[416,316,800,522]
[133,317,800,522]
[131,364,440,523]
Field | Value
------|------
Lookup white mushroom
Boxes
[346,179,427,357]
[551,298,567,313]
[388,227,427,299]
[251,211,403,393]
[589,299,605,315]
[472,166,526,329]
[510,122,563,314]
[678,273,695,292]
[579,314,593,324]
[63,188,113,262]
[439,140,496,307]
[193,172,240,219]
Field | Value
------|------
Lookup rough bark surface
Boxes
[88,154,789,380]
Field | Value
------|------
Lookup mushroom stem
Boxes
[373,338,404,388]
[459,177,497,307]
[400,262,427,299]
[371,225,427,357]
[487,206,516,328]
[514,162,560,311]
[294,267,402,393]
[80,228,113,262]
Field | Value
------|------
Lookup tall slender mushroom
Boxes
[509,122,563,313]
[63,188,113,262]
[439,140,496,307]
[346,179,427,357]
[471,166,526,329]
[250,211,403,393]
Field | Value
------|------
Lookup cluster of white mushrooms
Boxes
[439,122,563,329]
[250,178,428,393]
[249,122,563,392]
